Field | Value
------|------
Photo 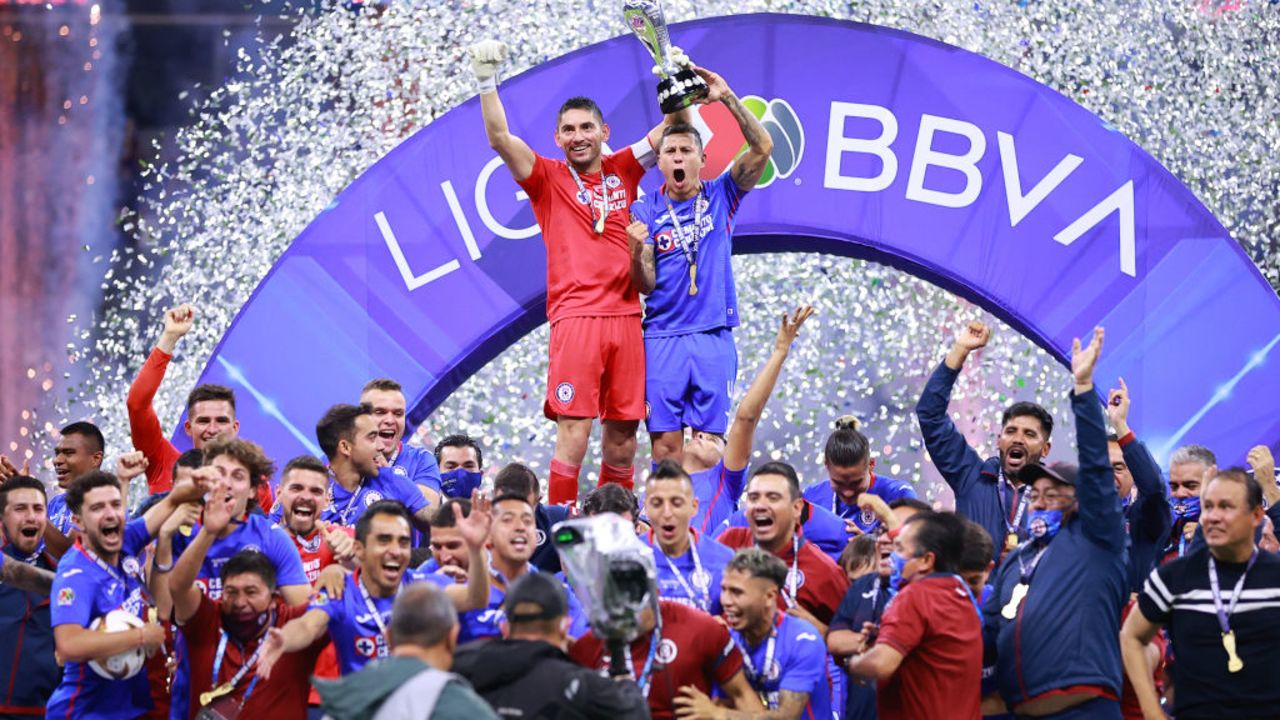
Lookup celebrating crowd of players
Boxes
[1,40,1278,720]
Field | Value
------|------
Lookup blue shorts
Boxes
[644,328,737,434]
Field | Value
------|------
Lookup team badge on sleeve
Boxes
[57,588,75,606]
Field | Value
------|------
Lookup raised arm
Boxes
[441,491,492,613]
[471,40,536,182]
[256,610,330,680]
[169,482,234,624]
[151,501,201,623]
[1071,328,1124,548]
[724,305,814,472]
[692,67,773,191]
[140,463,209,538]
[626,211,656,295]
[1247,445,1280,514]
[915,321,990,494]
[126,305,191,493]
[0,554,53,595]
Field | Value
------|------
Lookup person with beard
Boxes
[434,433,485,499]
[802,417,918,541]
[46,471,203,718]
[846,512,983,720]
[916,320,1056,561]
[982,327,1128,720]
[360,378,443,494]
[456,493,587,643]
[643,459,735,614]
[469,40,698,506]
[491,463,570,573]
[43,421,106,536]
[718,462,850,630]
[689,306,811,537]
[453,572,646,719]
[1162,444,1216,562]
[315,403,437,532]
[257,498,491,677]
[676,548,832,720]
[0,476,59,715]
[169,478,326,720]
[625,65,773,466]
[1104,379,1170,594]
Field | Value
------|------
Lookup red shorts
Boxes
[544,315,645,421]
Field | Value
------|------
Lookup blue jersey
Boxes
[456,564,588,644]
[802,474,918,536]
[531,503,572,574]
[170,513,308,599]
[46,520,154,719]
[732,613,832,720]
[391,443,442,493]
[832,573,893,720]
[309,568,450,675]
[717,501,849,563]
[643,531,734,615]
[691,459,749,536]
[324,468,429,527]
[631,173,746,337]
[47,492,75,536]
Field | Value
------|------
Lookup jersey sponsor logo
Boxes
[555,382,575,404]
[57,587,75,605]
[786,568,806,589]
[655,637,679,664]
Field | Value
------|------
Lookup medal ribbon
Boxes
[1015,542,1052,586]
[567,164,607,232]
[662,189,705,272]
[208,619,269,708]
[1209,550,1258,636]
[333,477,368,526]
[659,532,710,612]
[734,612,782,709]
[779,533,802,609]
[621,623,663,699]
[356,570,394,658]
[995,470,1031,539]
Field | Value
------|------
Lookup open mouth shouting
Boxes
[749,508,776,536]
[1004,445,1029,472]
[98,519,123,547]
[507,532,531,559]
[290,501,317,528]
[379,556,404,585]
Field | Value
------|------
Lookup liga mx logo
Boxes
[701,95,804,189]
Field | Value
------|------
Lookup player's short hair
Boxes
[186,384,236,415]
[889,497,933,514]
[390,583,457,649]
[903,512,966,574]
[1171,444,1217,469]
[658,122,703,152]
[361,378,402,395]
[1000,402,1053,439]
[581,482,639,520]
[203,438,274,488]
[1208,468,1263,511]
[839,533,878,575]
[434,434,483,469]
[647,459,693,487]
[959,520,994,573]
[173,448,204,482]
[282,455,328,478]
[315,403,372,460]
[494,463,539,501]
[355,500,413,544]
[824,415,870,468]
[726,547,789,589]
[750,461,802,501]
[0,476,46,514]
[220,548,277,589]
[430,498,471,529]
[65,471,122,515]
[59,421,105,454]
[492,491,533,509]
[556,96,604,126]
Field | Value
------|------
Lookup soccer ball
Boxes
[87,610,146,680]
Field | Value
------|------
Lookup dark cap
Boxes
[502,571,568,623]
[1019,461,1078,487]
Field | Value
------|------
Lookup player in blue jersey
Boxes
[492,463,572,574]
[315,403,436,531]
[642,459,735,614]
[44,421,106,537]
[258,498,491,677]
[677,547,833,720]
[46,471,203,719]
[626,64,774,465]
[360,378,443,494]
[434,433,485,499]
[802,417,918,540]
[665,306,814,536]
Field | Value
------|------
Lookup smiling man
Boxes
[45,422,105,535]
[916,320,1055,561]
[0,476,59,715]
[359,378,443,495]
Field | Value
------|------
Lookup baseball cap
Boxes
[1020,461,1078,487]
[503,571,568,623]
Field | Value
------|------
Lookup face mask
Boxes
[1027,509,1064,541]
[1171,496,1201,521]
[223,609,270,642]
[888,550,908,593]
[440,469,483,498]
[1120,493,1133,511]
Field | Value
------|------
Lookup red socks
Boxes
[548,458,581,506]
[599,462,635,491]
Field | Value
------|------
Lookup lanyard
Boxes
[356,572,393,657]
[210,622,268,707]
[662,190,705,268]
[734,614,781,709]
[995,471,1031,537]
[489,559,533,593]
[657,533,711,612]
[869,575,885,623]
[949,574,984,621]
[334,478,367,526]
[779,533,802,609]
[1016,542,1051,585]
[78,541,125,585]
[621,624,662,698]
[1209,550,1258,634]
[567,164,606,234]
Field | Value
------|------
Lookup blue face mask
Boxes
[1171,496,1201,521]
[440,468,483,498]
[1027,509,1064,541]
[888,550,908,593]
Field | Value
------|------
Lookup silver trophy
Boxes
[622,0,708,114]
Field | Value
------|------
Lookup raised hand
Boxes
[775,305,815,353]
[1106,377,1131,436]
[468,39,508,85]
[651,45,694,78]
[1247,445,1276,486]
[692,66,730,105]
[627,217,650,252]
[312,564,348,601]
[115,452,149,483]
[161,502,201,540]
[856,493,894,525]
[457,490,493,550]
[201,479,237,535]
[318,521,356,563]
[954,320,992,352]
[0,454,29,480]
[1071,326,1105,389]
[255,628,286,680]
[157,304,194,354]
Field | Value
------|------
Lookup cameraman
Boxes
[454,572,648,718]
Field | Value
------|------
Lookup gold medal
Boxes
[199,682,235,707]
[1001,582,1029,620]
[593,213,606,235]
[688,262,698,295]
[1005,533,1018,551]
[1222,631,1244,672]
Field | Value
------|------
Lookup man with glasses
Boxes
[982,328,1128,720]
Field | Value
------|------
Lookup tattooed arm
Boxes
[692,66,774,191]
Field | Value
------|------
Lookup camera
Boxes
[552,513,657,650]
